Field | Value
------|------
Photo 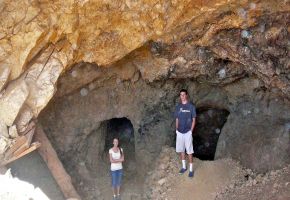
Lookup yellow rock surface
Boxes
[2,0,282,81]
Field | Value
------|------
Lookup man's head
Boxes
[179,89,188,103]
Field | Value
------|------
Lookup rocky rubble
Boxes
[216,164,290,200]
[143,146,180,199]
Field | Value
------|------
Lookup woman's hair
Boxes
[113,137,123,156]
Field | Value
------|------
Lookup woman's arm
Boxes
[109,152,125,163]
[109,153,121,163]
[113,150,125,162]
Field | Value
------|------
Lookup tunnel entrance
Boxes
[69,117,140,199]
[87,117,142,199]
[103,118,136,174]
[193,107,230,160]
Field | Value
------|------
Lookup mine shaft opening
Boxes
[193,107,230,160]
[103,117,136,175]
[97,117,143,198]
[70,117,140,199]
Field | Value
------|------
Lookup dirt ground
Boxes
[167,159,244,200]
[73,157,144,200]
[94,174,143,200]
[145,146,290,200]
[1,146,290,200]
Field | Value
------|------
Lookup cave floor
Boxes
[75,161,144,200]
[95,174,143,200]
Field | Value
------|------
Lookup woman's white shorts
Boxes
[176,130,194,154]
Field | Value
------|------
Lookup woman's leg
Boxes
[117,186,120,196]
[111,170,117,196]
[112,187,117,197]
[117,169,123,195]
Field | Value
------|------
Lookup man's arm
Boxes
[191,118,196,133]
[191,104,196,133]
[174,105,179,132]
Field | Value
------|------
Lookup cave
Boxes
[103,118,136,175]
[45,116,141,200]
[193,107,230,160]
[81,118,140,199]
[0,1,290,200]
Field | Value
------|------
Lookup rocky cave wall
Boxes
[39,67,176,178]
[0,0,289,177]
[39,53,290,188]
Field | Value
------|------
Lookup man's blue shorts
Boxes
[111,169,123,187]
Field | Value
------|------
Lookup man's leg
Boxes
[188,153,193,171]
[180,152,185,160]
[185,131,194,177]
[178,151,187,174]
[176,131,187,173]
[180,152,186,169]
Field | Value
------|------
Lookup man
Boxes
[174,89,196,178]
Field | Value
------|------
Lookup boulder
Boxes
[24,48,64,116]
[8,125,18,139]
[0,80,29,126]
[15,105,34,133]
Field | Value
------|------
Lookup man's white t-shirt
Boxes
[109,148,123,171]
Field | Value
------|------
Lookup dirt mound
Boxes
[216,165,290,200]
[170,159,244,200]
[144,146,245,200]
[144,146,290,200]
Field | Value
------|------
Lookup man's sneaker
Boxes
[188,170,194,178]
[179,168,187,174]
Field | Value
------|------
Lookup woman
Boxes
[109,138,124,199]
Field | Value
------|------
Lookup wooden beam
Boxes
[35,125,81,200]
[4,127,35,160]
[4,136,27,159]
[21,121,36,136]
[1,142,41,166]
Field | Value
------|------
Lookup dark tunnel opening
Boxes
[193,107,230,160]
